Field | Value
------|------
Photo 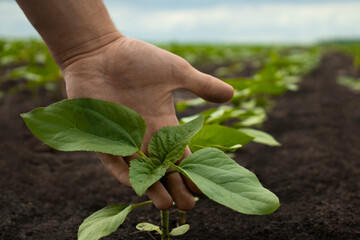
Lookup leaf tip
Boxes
[20,111,30,120]
[261,194,281,215]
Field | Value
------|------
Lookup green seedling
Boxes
[21,98,280,240]
[136,216,190,238]
[174,45,320,147]
[0,39,61,97]
[337,76,360,90]
[134,196,199,237]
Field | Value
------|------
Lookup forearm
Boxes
[16,0,123,68]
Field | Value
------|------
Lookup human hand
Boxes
[62,35,234,210]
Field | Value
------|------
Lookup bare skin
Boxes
[16,0,234,211]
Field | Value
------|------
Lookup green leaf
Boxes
[189,125,254,152]
[148,116,204,163]
[136,222,161,233]
[204,106,230,124]
[129,156,169,196]
[21,98,146,156]
[224,78,252,91]
[179,115,199,124]
[130,117,205,196]
[175,148,280,215]
[250,81,287,95]
[235,107,267,127]
[175,98,206,111]
[78,204,133,240]
[337,76,360,90]
[170,224,190,236]
[239,128,281,146]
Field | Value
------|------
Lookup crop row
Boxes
[3,38,359,239]
[2,39,359,148]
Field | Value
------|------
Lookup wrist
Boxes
[53,30,124,70]
[16,0,124,70]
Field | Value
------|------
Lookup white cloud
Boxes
[107,1,360,42]
[1,1,360,42]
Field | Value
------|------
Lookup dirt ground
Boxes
[0,53,359,240]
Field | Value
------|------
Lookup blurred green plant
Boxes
[173,44,320,149]
[1,39,321,149]
[320,41,360,90]
[320,41,360,70]
[0,39,61,97]
[337,76,360,90]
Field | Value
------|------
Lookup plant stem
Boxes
[137,149,146,157]
[179,210,186,225]
[165,170,177,177]
[161,210,170,240]
[167,162,178,168]
[132,200,153,210]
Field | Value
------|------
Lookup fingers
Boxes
[97,153,173,210]
[179,147,201,194]
[164,146,203,211]
[97,153,131,186]
[146,182,173,210]
[182,67,234,103]
[98,122,201,212]
[143,116,199,211]
[165,172,195,211]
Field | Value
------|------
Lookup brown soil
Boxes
[1,53,360,240]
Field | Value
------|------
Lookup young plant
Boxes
[21,98,280,239]
[0,39,61,96]
[174,46,320,149]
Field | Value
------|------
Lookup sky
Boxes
[1,0,360,43]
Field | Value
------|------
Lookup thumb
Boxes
[182,67,234,103]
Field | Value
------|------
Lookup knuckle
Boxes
[172,57,193,86]
[155,195,173,210]
[176,196,195,211]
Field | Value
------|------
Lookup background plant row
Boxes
[1,39,359,147]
